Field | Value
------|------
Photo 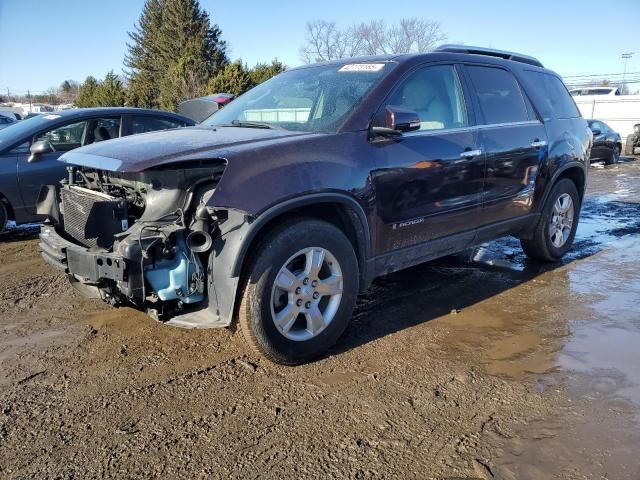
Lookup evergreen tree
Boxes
[94,71,126,106]
[125,0,164,108]
[249,59,286,86]
[125,0,227,110]
[75,76,99,107]
[207,60,253,97]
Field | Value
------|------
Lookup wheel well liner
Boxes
[231,194,371,289]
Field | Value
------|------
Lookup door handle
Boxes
[460,148,483,159]
[531,139,547,148]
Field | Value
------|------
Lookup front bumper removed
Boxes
[39,224,126,283]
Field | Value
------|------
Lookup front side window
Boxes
[375,65,468,131]
[131,115,185,135]
[35,120,88,151]
[466,66,529,125]
[204,62,395,133]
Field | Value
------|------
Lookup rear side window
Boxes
[131,116,185,135]
[466,66,529,125]
[524,71,580,120]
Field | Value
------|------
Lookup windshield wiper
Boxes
[215,120,280,130]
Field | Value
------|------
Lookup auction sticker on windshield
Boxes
[339,64,385,72]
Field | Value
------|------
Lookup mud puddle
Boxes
[425,160,640,479]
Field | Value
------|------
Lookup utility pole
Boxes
[27,89,32,112]
[621,52,634,93]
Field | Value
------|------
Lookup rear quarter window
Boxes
[523,71,580,120]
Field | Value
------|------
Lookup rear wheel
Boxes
[605,144,620,165]
[624,136,634,156]
[521,178,580,262]
[238,218,359,365]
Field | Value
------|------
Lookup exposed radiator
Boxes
[60,186,128,249]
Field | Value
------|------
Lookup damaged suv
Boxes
[39,46,591,364]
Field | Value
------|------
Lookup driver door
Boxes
[371,64,485,256]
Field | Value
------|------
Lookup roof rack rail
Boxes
[435,44,544,68]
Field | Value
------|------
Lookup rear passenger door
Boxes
[463,64,547,224]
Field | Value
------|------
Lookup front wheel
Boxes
[521,178,580,262]
[238,218,359,365]
[0,201,7,233]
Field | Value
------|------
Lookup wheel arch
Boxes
[542,163,586,209]
[0,191,15,221]
[232,193,372,290]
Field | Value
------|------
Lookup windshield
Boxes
[0,113,65,150]
[203,62,395,133]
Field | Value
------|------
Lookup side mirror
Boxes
[386,105,421,132]
[370,105,421,139]
[591,129,601,136]
[28,140,54,163]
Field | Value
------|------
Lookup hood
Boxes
[59,125,317,172]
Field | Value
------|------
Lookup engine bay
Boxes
[40,162,227,320]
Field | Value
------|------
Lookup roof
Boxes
[289,44,545,71]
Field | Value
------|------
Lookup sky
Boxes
[1,0,639,94]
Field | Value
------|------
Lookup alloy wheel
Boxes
[548,193,574,248]
[270,247,343,341]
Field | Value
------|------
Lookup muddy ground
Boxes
[1,160,640,479]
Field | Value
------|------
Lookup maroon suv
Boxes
[38,45,591,364]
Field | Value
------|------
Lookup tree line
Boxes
[7,0,447,111]
[73,0,285,110]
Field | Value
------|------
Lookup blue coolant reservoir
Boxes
[144,234,204,304]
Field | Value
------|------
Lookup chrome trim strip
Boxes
[402,120,541,139]
[403,126,478,138]
[478,120,542,130]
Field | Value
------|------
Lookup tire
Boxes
[624,136,634,156]
[520,178,580,262]
[0,202,7,233]
[605,144,620,165]
[238,217,359,365]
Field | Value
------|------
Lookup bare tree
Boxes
[299,18,447,63]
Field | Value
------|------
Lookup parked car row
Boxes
[34,45,592,364]
[0,108,195,231]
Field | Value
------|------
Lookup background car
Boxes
[0,115,16,130]
[588,119,622,164]
[0,107,195,232]
[624,123,640,156]
[570,87,621,97]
